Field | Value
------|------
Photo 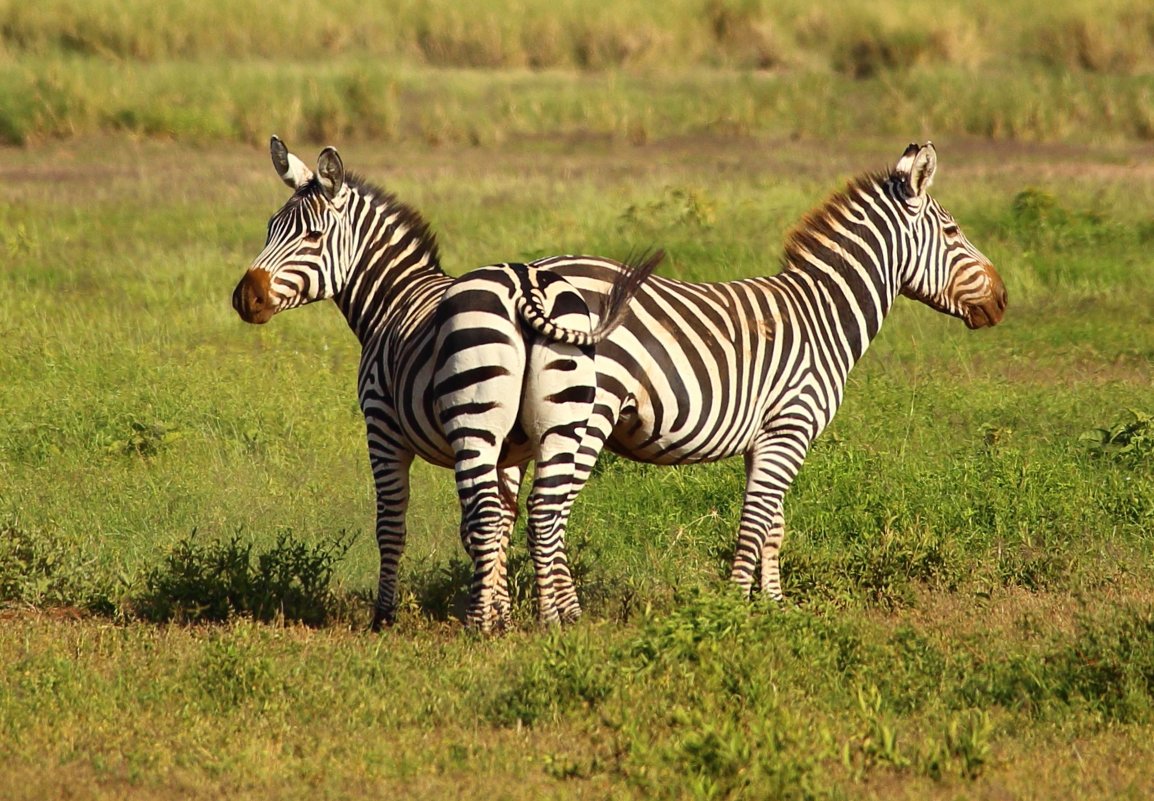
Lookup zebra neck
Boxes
[779,248,901,367]
[332,203,448,344]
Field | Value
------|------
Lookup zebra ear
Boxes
[895,142,937,199]
[316,147,346,200]
[270,135,313,189]
[904,141,932,198]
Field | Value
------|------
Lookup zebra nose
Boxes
[233,269,275,324]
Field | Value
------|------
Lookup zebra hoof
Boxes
[370,607,396,632]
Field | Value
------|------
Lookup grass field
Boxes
[3,3,1154,799]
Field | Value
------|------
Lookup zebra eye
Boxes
[942,222,959,237]
[303,230,323,243]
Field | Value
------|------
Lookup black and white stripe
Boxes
[233,137,660,630]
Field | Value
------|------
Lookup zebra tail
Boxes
[514,248,664,347]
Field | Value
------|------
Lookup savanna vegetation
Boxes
[2,2,1154,799]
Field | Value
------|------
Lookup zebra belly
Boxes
[606,396,765,465]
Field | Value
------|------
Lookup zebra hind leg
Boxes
[492,465,524,623]
[458,466,517,633]
[521,340,599,625]
[544,402,617,623]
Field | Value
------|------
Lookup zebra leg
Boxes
[730,432,807,601]
[526,451,584,625]
[760,507,786,601]
[545,399,618,621]
[454,455,516,633]
[492,465,524,622]
[369,448,414,631]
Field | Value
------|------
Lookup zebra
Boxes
[232,136,662,631]
[504,142,1007,606]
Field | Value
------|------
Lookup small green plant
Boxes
[486,629,613,727]
[621,187,716,234]
[190,625,279,711]
[918,709,992,781]
[105,418,184,457]
[844,684,909,774]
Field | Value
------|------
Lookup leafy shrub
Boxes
[131,530,349,626]
[1034,13,1154,75]
[1009,187,1120,257]
[959,606,1154,724]
[1046,606,1154,723]
[834,27,937,78]
[628,588,756,671]
[1081,409,1154,468]
[403,554,473,623]
[705,0,789,69]
[0,519,114,613]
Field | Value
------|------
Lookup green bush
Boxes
[131,530,349,626]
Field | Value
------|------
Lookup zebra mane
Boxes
[780,170,892,275]
[293,171,443,270]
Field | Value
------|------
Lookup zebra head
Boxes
[893,143,1007,329]
[233,136,353,324]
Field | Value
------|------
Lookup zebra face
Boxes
[233,138,350,325]
[894,143,1007,330]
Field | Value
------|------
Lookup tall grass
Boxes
[3,0,1153,73]
[2,0,1154,145]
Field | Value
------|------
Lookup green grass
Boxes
[2,133,1153,799]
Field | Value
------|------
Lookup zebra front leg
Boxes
[369,450,414,631]
[730,432,805,601]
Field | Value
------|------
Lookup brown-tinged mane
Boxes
[293,171,443,269]
[780,170,892,275]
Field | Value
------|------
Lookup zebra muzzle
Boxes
[233,269,276,324]
[964,267,1007,330]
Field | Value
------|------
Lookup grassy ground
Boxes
[2,134,1152,800]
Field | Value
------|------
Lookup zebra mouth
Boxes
[233,269,277,324]
[963,279,1008,330]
